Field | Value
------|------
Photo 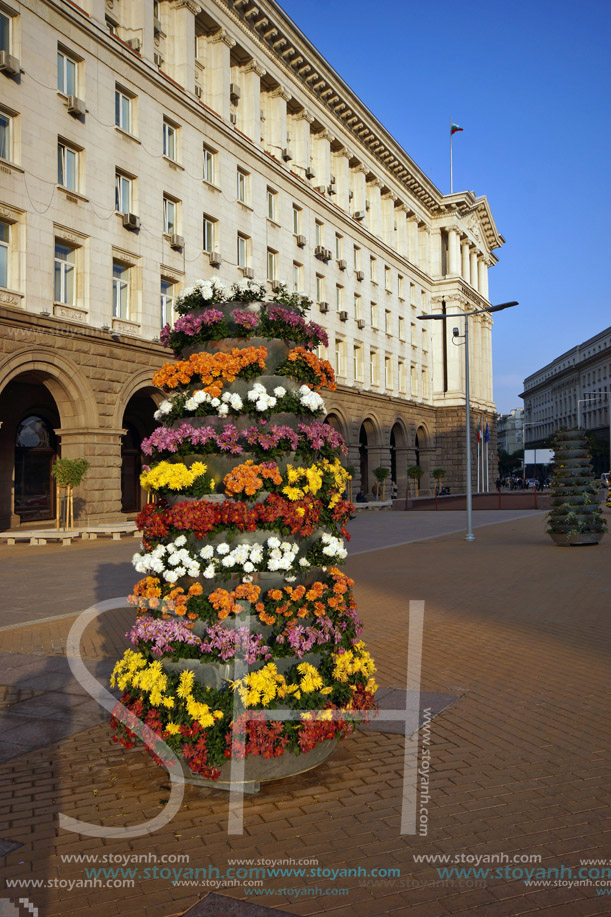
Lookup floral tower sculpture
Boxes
[546,429,607,546]
[111,279,377,790]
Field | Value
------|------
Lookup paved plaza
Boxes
[1,509,611,916]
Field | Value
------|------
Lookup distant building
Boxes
[497,408,523,455]
[521,326,611,473]
[0,0,505,528]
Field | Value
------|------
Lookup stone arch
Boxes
[357,415,383,498]
[111,369,164,431]
[390,419,409,493]
[323,406,349,443]
[414,421,434,494]
[0,348,99,428]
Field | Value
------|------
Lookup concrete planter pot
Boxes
[180,335,293,372]
[549,532,603,546]
[180,737,339,794]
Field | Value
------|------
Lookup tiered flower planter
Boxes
[110,279,377,791]
[547,429,607,546]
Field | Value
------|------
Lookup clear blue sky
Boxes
[278,0,611,413]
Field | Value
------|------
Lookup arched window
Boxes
[14,415,57,521]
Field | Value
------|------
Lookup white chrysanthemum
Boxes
[216,543,230,555]
[199,545,214,559]
[243,561,255,573]
[185,398,198,411]
[203,564,216,578]
[218,404,229,416]
[174,535,187,547]
[164,570,179,583]
[211,397,220,408]
[273,386,286,398]
[230,394,243,410]
[268,537,281,549]
[299,557,311,567]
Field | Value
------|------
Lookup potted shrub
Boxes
[432,467,446,495]
[372,466,390,501]
[407,464,424,498]
[51,458,90,530]
[111,278,377,791]
[546,429,607,546]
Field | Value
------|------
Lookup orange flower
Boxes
[152,346,267,392]
[285,347,337,391]
[224,460,282,497]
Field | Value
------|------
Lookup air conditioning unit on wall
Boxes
[122,212,141,231]
[208,251,222,267]
[67,95,86,116]
[318,301,329,313]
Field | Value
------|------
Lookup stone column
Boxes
[332,147,351,212]
[478,257,489,300]
[366,178,383,237]
[470,248,479,290]
[207,29,235,121]
[447,228,460,275]
[350,163,367,215]
[461,239,470,281]
[381,192,396,247]
[446,298,463,393]
[166,0,201,91]
[312,129,333,188]
[395,205,409,259]
[238,60,266,144]
[427,226,440,277]
[292,109,314,175]
[267,85,290,155]
[54,427,126,523]
[407,216,419,266]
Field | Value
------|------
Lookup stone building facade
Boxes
[521,326,611,474]
[0,0,504,528]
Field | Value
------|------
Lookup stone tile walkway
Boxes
[0,511,610,915]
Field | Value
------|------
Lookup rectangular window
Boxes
[398,274,405,299]
[54,241,76,306]
[237,233,249,267]
[0,220,10,288]
[115,87,133,132]
[266,248,277,281]
[266,188,277,221]
[385,265,391,292]
[237,168,249,204]
[163,195,177,234]
[336,285,343,311]
[58,141,78,191]
[113,261,130,319]
[0,11,11,53]
[161,279,174,327]
[385,309,392,334]
[370,301,378,328]
[203,214,216,253]
[370,255,377,283]
[292,204,302,235]
[354,294,362,320]
[57,49,78,96]
[115,172,132,213]
[353,344,363,383]
[292,262,302,292]
[335,233,343,259]
[162,119,177,160]
[385,355,392,389]
[411,365,418,397]
[398,316,405,340]
[315,220,323,247]
[335,339,346,378]
[316,274,324,303]
[399,360,407,393]
[0,112,11,161]
[203,146,216,184]
[370,350,379,386]
[353,245,361,270]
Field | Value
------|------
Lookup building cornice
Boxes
[214,0,504,250]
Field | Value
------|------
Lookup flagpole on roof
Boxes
[450,119,453,193]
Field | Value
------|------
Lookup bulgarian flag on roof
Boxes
[451,123,463,135]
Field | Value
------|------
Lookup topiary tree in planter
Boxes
[345,465,355,503]
[110,277,377,792]
[407,464,424,498]
[51,458,90,530]
[546,429,607,546]
[432,468,446,495]
[372,466,390,501]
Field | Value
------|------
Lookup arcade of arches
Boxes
[0,310,497,528]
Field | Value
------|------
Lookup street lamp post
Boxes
[418,300,518,542]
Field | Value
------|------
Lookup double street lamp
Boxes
[418,300,519,541]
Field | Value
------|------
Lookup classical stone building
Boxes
[0,0,504,528]
[497,407,523,455]
[521,326,611,475]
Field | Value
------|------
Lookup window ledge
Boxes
[114,126,141,144]
[57,185,89,203]
[163,155,183,170]
[112,317,141,335]
[267,218,281,229]
[0,287,25,309]
[202,179,220,192]
[53,302,88,321]
[0,158,23,174]
[237,201,253,212]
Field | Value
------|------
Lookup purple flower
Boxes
[200,624,272,663]
[298,422,347,455]
[127,617,204,657]
[232,310,259,330]
[160,324,172,347]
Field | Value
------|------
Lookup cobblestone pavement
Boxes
[1,511,610,916]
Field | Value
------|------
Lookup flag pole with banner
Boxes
[476,420,481,493]
[450,122,463,193]
[485,422,490,492]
